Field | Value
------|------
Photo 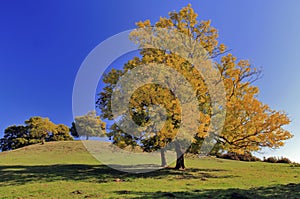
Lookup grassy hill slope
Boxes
[0,141,299,198]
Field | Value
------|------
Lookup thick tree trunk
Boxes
[174,141,185,170]
[41,134,46,145]
[161,148,167,167]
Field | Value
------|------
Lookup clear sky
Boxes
[0,0,299,162]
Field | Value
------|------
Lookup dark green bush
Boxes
[263,156,291,164]
[277,157,292,164]
[216,152,261,162]
[264,157,277,163]
[290,162,300,167]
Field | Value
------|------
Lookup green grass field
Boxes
[0,141,299,198]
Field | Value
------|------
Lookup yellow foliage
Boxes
[99,4,293,154]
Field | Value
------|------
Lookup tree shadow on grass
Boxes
[1,164,299,198]
[122,183,300,199]
[0,164,232,186]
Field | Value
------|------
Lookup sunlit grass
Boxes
[0,141,299,198]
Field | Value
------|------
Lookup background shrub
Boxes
[263,156,292,164]
[217,152,261,162]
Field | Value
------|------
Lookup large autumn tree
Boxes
[97,4,292,169]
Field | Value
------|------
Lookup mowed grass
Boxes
[0,141,299,198]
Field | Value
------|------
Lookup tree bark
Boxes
[161,148,167,167]
[174,141,185,170]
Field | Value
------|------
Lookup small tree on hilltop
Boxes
[72,111,106,140]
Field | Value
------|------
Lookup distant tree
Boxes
[0,125,29,151]
[25,117,58,144]
[0,116,74,151]
[72,111,106,140]
[49,124,73,141]
[70,122,79,138]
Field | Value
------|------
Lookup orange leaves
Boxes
[132,4,292,154]
[221,53,236,69]
[168,4,198,29]
[136,20,151,28]
[99,4,293,155]
[156,17,173,28]
[201,20,211,29]
[219,43,227,53]
[222,86,292,153]
[237,60,250,68]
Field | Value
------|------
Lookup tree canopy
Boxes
[0,116,73,151]
[0,125,29,151]
[96,4,293,169]
[71,111,106,140]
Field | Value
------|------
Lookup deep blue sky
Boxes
[0,0,299,162]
